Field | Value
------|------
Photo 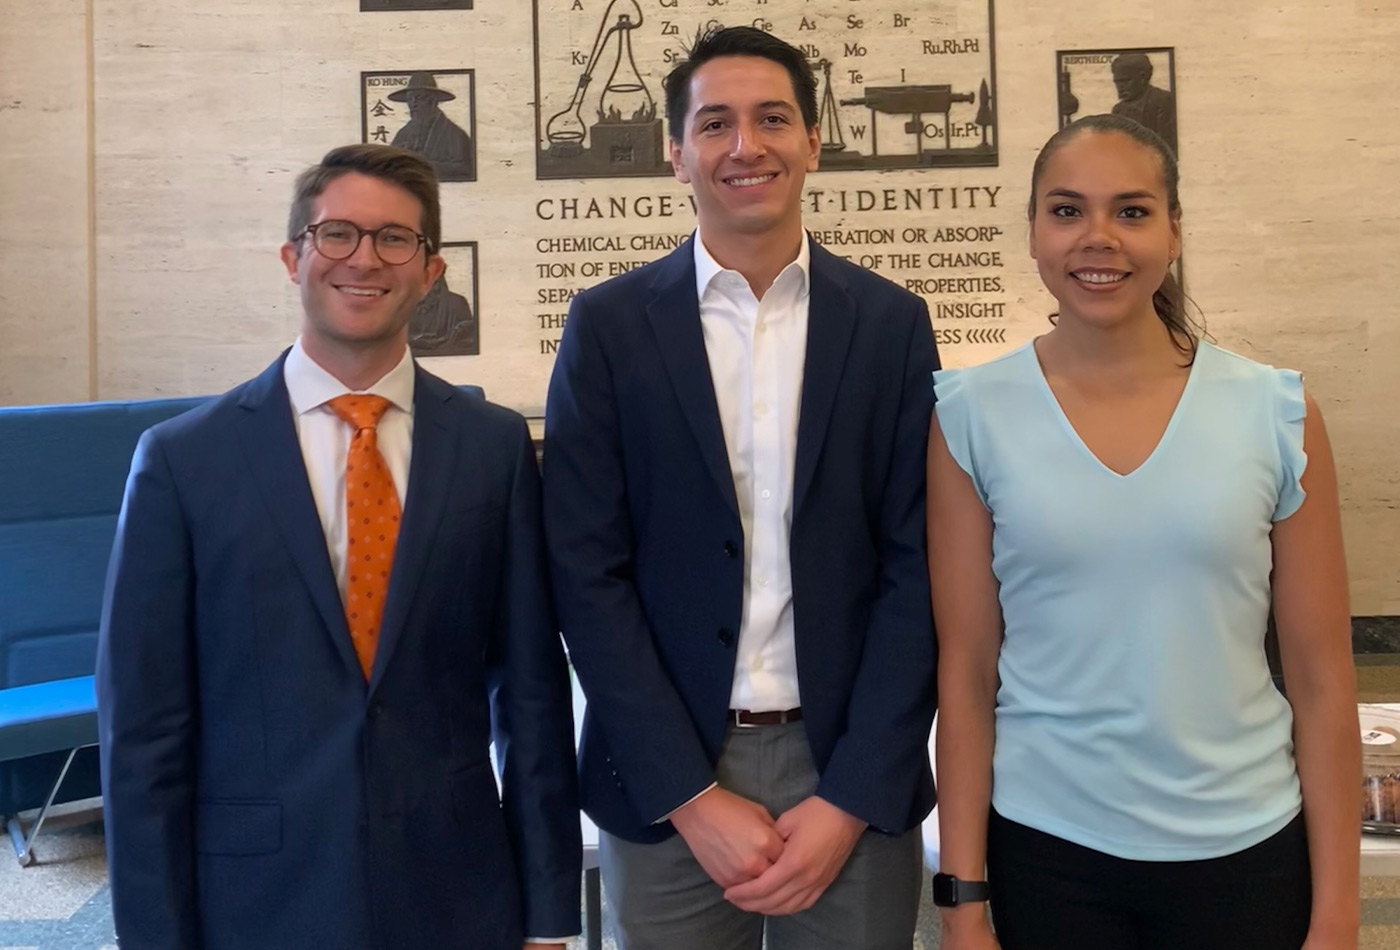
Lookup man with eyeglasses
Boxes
[97,143,580,950]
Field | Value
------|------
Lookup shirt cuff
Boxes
[524,937,578,943]
[654,782,718,824]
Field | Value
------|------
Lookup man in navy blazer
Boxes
[544,27,938,950]
[97,144,580,950]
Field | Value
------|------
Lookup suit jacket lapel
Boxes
[793,244,857,516]
[369,366,455,693]
[235,354,361,679]
[645,242,740,519]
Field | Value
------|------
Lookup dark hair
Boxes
[662,26,819,143]
[1028,114,1202,361]
[1111,52,1152,80]
[287,144,442,256]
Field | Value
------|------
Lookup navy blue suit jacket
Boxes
[97,355,581,949]
[544,238,939,843]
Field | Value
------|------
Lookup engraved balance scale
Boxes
[816,59,847,154]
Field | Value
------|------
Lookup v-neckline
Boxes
[1027,339,1205,480]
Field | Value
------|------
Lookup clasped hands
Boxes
[669,786,867,916]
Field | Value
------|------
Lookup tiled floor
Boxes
[0,801,952,950]
[4,660,1399,949]
[9,803,1400,949]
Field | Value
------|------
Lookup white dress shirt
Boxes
[694,232,809,713]
[283,339,414,599]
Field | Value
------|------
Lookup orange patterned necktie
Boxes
[328,394,401,680]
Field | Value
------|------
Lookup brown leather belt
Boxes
[730,707,803,727]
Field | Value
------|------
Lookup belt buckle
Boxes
[731,708,798,727]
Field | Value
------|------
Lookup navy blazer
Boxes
[544,238,939,843]
[97,355,581,950]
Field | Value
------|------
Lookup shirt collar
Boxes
[693,229,811,300]
[283,338,416,417]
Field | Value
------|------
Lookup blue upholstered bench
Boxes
[0,395,208,865]
[0,676,98,865]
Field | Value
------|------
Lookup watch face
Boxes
[932,873,958,906]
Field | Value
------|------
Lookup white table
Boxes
[1362,835,1400,876]
[922,717,941,872]
[573,678,603,950]
[1360,704,1400,875]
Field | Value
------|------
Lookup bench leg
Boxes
[6,746,79,867]
[585,866,602,950]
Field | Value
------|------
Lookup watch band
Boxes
[932,872,991,907]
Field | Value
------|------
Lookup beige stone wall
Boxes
[3,0,1397,612]
[0,0,92,404]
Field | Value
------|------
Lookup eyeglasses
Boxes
[299,220,429,266]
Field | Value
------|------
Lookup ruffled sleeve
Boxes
[932,368,988,507]
[1271,368,1308,522]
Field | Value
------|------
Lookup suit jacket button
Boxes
[717,628,735,647]
[368,702,383,720]
[723,540,738,558]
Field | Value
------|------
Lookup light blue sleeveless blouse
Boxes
[934,340,1307,860]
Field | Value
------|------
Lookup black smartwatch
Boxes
[932,872,990,907]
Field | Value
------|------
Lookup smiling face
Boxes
[280,171,444,358]
[1029,130,1180,331]
[669,54,820,249]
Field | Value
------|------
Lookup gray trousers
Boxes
[600,721,922,950]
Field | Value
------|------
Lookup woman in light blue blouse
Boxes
[928,114,1360,950]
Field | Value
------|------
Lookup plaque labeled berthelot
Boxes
[1057,47,1177,158]
[532,0,999,180]
[411,242,480,358]
[361,70,477,182]
[361,0,473,11]
[1056,47,1183,287]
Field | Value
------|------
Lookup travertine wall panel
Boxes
[4,0,1398,610]
[0,0,92,405]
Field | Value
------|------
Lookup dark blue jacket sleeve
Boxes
[543,292,717,823]
[96,428,202,949]
[488,418,583,939]
[815,302,940,831]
